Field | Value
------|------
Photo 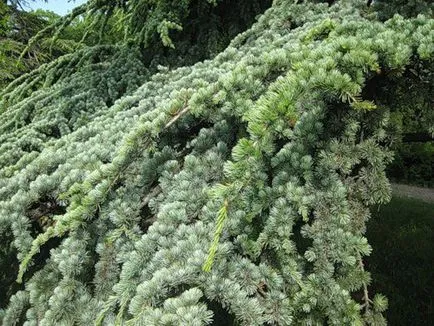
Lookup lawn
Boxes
[367,196,434,325]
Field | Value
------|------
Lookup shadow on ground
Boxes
[367,195,434,325]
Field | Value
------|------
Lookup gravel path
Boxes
[391,183,434,203]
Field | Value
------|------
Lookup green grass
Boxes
[366,196,434,325]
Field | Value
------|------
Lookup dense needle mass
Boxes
[0,0,432,325]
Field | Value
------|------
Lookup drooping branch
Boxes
[19,1,91,59]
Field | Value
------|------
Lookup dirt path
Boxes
[391,183,434,203]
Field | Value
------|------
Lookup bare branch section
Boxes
[359,258,372,313]
[140,185,162,209]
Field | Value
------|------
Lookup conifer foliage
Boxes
[0,0,433,325]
